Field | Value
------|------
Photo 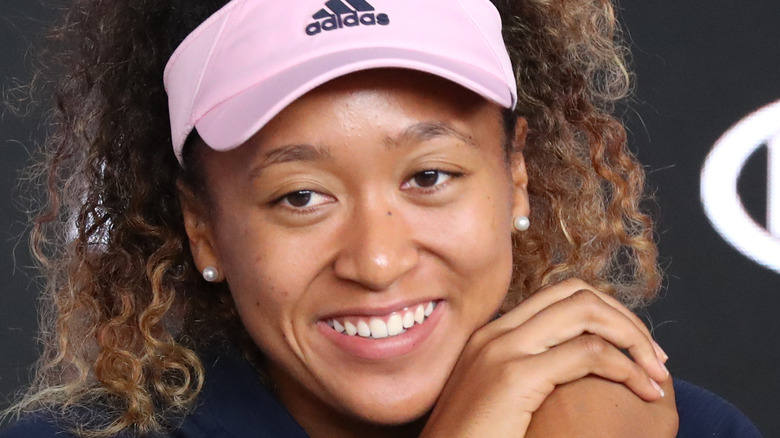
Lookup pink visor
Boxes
[164,0,518,163]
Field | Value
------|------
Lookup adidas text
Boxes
[305,0,389,36]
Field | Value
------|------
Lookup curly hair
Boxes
[5,0,660,436]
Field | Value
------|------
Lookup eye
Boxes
[404,170,457,189]
[277,190,332,209]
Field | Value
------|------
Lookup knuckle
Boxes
[561,277,591,291]
[570,288,598,301]
[579,334,607,357]
[567,289,601,314]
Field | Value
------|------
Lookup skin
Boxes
[527,376,677,437]
[180,69,676,437]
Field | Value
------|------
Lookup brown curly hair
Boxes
[5,0,660,436]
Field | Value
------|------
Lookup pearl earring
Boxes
[513,215,530,232]
[202,266,219,282]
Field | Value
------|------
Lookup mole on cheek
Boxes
[387,211,392,216]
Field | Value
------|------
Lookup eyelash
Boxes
[273,169,464,212]
[273,190,333,214]
[401,169,463,193]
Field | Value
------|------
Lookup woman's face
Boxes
[183,69,529,430]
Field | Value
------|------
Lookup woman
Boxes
[0,0,761,436]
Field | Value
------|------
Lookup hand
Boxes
[419,278,671,437]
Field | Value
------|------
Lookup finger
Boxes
[494,289,670,382]
[502,279,652,339]
[516,334,666,405]
[490,278,667,360]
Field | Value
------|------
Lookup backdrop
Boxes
[2,0,779,435]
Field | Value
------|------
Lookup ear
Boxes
[177,181,224,282]
[510,117,530,219]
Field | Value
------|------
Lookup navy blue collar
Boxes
[177,347,310,438]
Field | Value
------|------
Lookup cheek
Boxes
[418,183,515,299]
[212,220,307,335]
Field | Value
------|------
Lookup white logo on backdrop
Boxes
[701,99,780,274]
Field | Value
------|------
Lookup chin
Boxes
[335,385,440,427]
[315,350,455,427]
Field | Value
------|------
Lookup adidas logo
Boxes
[305,0,390,36]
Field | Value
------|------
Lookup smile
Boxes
[326,301,438,339]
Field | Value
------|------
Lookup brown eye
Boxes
[401,169,461,192]
[282,191,313,207]
[276,189,333,211]
[412,170,442,188]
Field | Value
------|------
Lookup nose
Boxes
[333,202,419,291]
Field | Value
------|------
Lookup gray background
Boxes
[2,0,779,435]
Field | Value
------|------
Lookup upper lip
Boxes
[317,297,441,320]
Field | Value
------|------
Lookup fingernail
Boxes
[653,340,669,362]
[658,358,670,377]
[651,379,665,398]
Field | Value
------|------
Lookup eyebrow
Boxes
[247,122,474,180]
[248,143,333,180]
[384,121,477,149]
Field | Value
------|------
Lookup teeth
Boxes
[357,320,371,338]
[402,311,415,329]
[414,305,425,324]
[387,314,404,336]
[328,301,438,339]
[369,318,388,339]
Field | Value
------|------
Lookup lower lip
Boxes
[317,301,445,360]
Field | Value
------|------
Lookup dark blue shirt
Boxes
[0,349,762,437]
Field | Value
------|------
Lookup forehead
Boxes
[258,68,503,137]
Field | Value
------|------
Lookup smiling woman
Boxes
[180,70,523,428]
[0,0,762,437]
